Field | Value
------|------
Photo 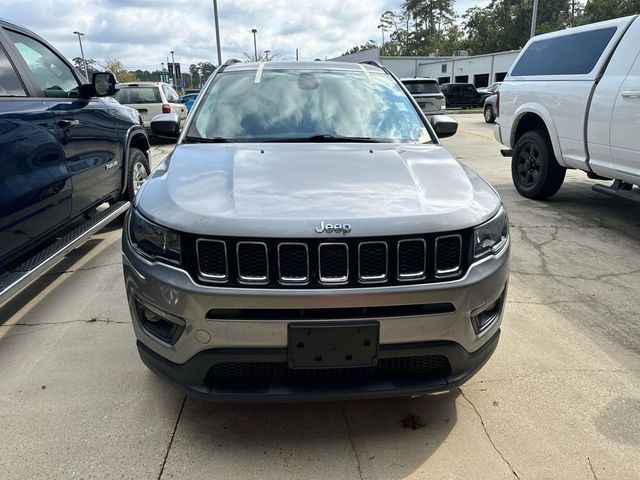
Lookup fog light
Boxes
[471,291,505,334]
[136,299,185,345]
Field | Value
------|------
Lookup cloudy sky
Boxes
[1,0,490,70]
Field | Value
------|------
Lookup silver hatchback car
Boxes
[122,61,509,402]
[401,77,447,114]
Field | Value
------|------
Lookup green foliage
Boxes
[580,0,640,24]
[343,41,379,55]
[346,0,638,59]
[72,57,98,76]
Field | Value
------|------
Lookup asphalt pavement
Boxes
[1,117,639,479]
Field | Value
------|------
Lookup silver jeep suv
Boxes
[122,61,509,401]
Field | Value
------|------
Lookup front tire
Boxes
[123,148,150,202]
[484,105,495,123]
[511,130,566,199]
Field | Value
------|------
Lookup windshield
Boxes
[403,81,441,95]
[188,69,431,143]
[115,86,162,104]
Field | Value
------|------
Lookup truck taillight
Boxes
[162,104,171,114]
[496,91,500,118]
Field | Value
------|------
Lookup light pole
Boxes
[212,0,222,66]
[264,49,271,61]
[378,24,385,55]
[73,31,88,79]
[530,0,539,38]
[170,50,176,88]
[251,28,258,61]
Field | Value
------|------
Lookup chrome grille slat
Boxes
[237,242,269,284]
[358,241,388,283]
[196,239,228,282]
[318,243,349,284]
[194,233,467,287]
[397,238,426,280]
[278,243,309,284]
[434,234,462,277]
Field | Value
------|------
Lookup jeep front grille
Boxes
[190,231,469,288]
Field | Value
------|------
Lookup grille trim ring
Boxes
[434,234,462,278]
[358,241,388,283]
[277,242,310,285]
[236,241,269,284]
[397,238,427,281]
[196,239,229,282]
[318,242,349,285]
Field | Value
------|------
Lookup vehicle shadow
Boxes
[169,391,459,479]
[0,239,106,325]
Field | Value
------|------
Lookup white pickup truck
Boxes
[494,15,640,201]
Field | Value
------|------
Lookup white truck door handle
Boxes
[621,90,640,98]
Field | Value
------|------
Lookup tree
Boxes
[99,58,139,82]
[242,49,283,62]
[72,57,98,76]
[463,0,576,55]
[197,62,216,83]
[580,0,640,24]
[342,41,379,56]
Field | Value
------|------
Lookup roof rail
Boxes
[218,58,242,74]
[360,60,391,75]
[360,60,384,69]
[223,58,242,67]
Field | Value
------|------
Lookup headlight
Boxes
[474,207,508,259]
[129,209,181,264]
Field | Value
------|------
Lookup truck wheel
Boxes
[512,130,566,199]
[124,148,150,201]
[484,105,495,123]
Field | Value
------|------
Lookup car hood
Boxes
[136,143,500,237]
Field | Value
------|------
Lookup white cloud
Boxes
[1,0,490,70]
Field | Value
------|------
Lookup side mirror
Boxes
[429,115,458,138]
[92,72,117,97]
[151,113,180,138]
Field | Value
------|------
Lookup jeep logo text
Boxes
[315,222,352,235]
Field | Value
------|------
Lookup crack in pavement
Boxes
[588,457,598,480]
[1,316,129,328]
[45,261,122,276]
[342,402,364,480]
[510,268,640,282]
[459,388,520,479]
[158,395,187,480]
[467,367,640,386]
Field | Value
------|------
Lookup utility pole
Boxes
[212,0,222,66]
[296,48,299,61]
[530,0,539,38]
[161,63,164,82]
[571,0,576,27]
[73,31,88,79]
[251,28,258,61]
[170,50,176,88]
[166,56,170,84]
[378,24,385,55]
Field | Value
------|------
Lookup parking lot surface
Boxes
[1,116,639,479]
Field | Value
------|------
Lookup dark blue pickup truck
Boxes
[0,19,151,306]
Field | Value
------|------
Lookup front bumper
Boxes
[122,232,509,401]
[136,330,500,402]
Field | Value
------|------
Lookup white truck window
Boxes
[511,27,617,76]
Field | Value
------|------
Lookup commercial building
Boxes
[331,48,521,87]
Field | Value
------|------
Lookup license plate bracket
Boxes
[288,323,379,369]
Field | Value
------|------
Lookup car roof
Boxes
[400,77,437,82]
[223,60,385,74]
[117,82,164,87]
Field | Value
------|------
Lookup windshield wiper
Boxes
[183,136,237,143]
[263,134,379,143]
